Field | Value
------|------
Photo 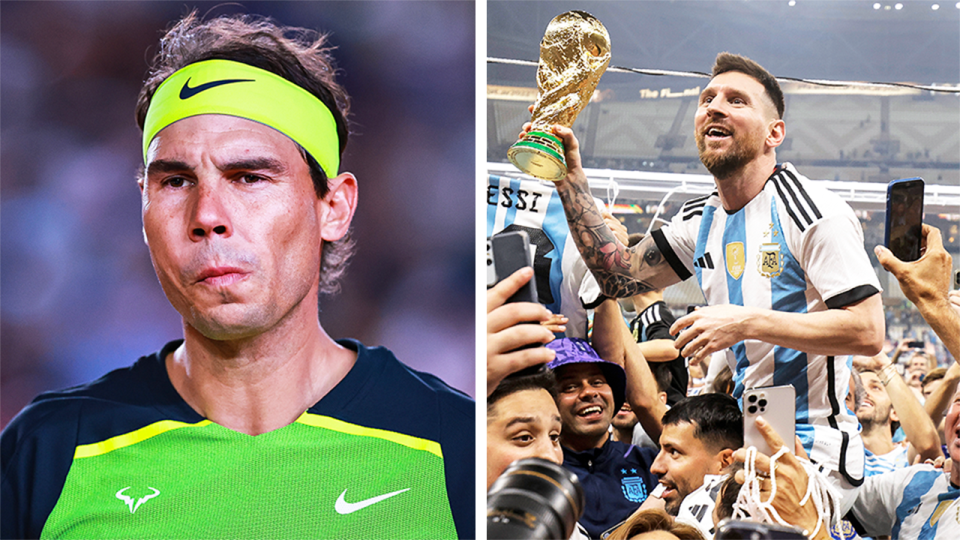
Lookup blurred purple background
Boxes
[1,1,476,428]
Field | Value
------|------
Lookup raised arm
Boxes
[876,224,959,361]
[523,124,682,297]
[592,298,667,441]
[925,362,960,429]
[858,351,942,463]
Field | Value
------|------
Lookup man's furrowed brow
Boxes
[146,159,191,176]
[219,157,288,174]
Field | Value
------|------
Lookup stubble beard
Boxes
[696,131,761,181]
[663,490,683,516]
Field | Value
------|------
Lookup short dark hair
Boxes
[661,393,743,451]
[136,12,353,294]
[712,52,784,119]
[488,370,558,413]
[649,363,673,395]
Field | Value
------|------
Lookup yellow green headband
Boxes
[142,59,340,175]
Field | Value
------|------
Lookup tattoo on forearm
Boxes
[556,179,671,298]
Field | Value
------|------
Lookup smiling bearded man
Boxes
[0,12,473,540]
[528,51,884,516]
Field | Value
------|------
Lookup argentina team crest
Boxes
[725,242,745,279]
[758,242,783,277]
[621,474,648,503]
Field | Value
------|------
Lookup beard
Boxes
[696,129,762,180]
[663,493,683,516]
[857,403,892,431]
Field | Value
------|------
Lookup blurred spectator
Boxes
[853,351,941,475]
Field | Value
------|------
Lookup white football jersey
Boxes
[851,465,960,539]
[656,163,882,484]
[487,174,602,338]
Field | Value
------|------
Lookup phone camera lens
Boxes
[748,405,757,414]
[748,395,757,403]
[758,399,767,408]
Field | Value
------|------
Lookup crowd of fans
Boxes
[488,221,958,539]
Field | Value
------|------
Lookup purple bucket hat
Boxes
[546,337,626,412]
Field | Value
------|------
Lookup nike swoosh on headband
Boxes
[179,78,254,100]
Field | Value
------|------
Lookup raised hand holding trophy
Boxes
[508,11,611,182]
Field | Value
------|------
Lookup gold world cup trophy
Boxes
[508,11,611,182]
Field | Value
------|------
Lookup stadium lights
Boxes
[932,4,940,9]
[788,0,796,6]
[873,2,881,8]
[895,2,903,9]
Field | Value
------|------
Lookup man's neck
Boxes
[714,155,777,213]
[630,291,663,313]
[561,429,610,453]
[166,299,357,436]
[612,426,633,444]
[860,421,896,456]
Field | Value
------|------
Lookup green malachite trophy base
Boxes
[508,130,567,182]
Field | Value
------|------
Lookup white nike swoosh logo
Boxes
[334,488,410,515]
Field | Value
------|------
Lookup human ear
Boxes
[717,448,735,470]
[317,172,358,242]
[766,119,786,149]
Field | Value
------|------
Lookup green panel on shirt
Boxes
[42,412,456,539]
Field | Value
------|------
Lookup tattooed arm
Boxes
[542,125,683,297]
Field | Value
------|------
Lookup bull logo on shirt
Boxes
[725,242,744,280]
[621,476,647,503]
[758,242,783,278]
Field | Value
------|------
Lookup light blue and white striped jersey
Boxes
[487,174,602,338]
[654,163,882,485]
[865,444,910,477]
[851,465,960,539]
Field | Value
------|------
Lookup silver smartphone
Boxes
[743,385,796,455]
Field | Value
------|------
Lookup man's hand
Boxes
[852,349,893,373]
[540,312,568,334]
[670,305,753,365]
[732,416,829,540]
[487,267,556,397]
[949,290,960,317]
[519,123,587,186]
[876,224,960,362]
[875,224,952,307]
[602,211,629,246]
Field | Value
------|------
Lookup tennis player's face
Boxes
[140,115,353,340]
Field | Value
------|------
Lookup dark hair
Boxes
[649,363,673,395]
[488,370,559,413]
[136,11,354,294]
[714,463,745,523]
[661,393,743,451]
[607,508,705,540]
[711,364,735,396]
[712,52,784,119]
